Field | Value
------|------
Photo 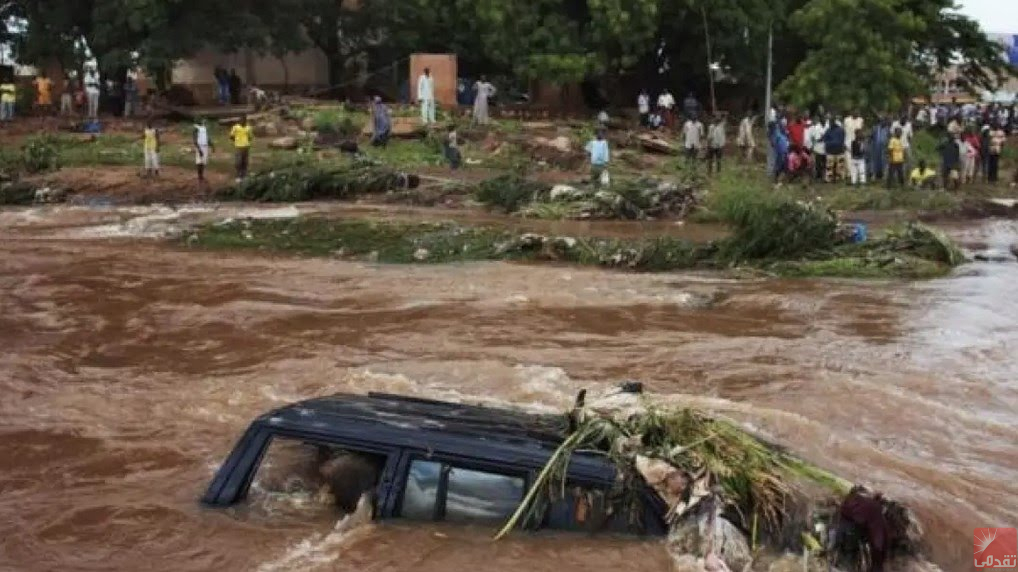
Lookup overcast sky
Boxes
[956,0,1018,34]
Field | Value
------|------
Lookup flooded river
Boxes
[0,205,1015,571]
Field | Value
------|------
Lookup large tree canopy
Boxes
[8,0,1011,110]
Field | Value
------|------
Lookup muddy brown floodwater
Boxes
[1,206,1016,571]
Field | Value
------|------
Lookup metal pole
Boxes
[764,22,773,127]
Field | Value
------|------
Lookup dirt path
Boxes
[27,166,229,204]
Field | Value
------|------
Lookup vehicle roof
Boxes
[256,392,614,481]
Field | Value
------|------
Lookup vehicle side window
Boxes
[399,459,525,524]
[540,485,650,535]
[445,466,524,523]
[402,460,441,521]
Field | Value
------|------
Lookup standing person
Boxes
[33,72,53,115]
[808,115,828,182]
[637,89,650,127]
[988,122,1006,183]
[193,117,214,183]
[84,65,101,120]
[370,96,391,147]
[682,114,704,168]
[229,115,253,182]
[682,92,700,121]
[844,111,864,171]
[214,66,229,105]
[788,114,807,151]
[979,123,991,182]
[823,117,846,183]
[417,68,436,125]
[586,129,610,188]
[123,76,138,118]
[443,124,462,170]
[142,120,160,178]
[772,122,790,184]
[228,69,242,105]
[0,77,15,122]
[962,129,980,184]
[849,130,867,186]
[909,160,937,190]
[892,114,913,170]
[869,117,890,181]
[937,133,961,190]
[886,128,905,189]
[656,89,675,129]
[472,76,496,125]
[706,115,725,175]
[737,110,755,162]
[60,75,74,116]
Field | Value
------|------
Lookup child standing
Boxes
[849,130,867,185]
[443,125,462,170]
[886,128,905,189]
[193,117,214,183]
[229,115,253,181]
[143,121,160,178]
[586,129,610,188]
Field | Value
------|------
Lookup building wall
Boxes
[409,54,457,108]
[172,47,329,102]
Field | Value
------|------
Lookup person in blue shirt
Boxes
[771,121,790,183]
[822,118,847,183]
[869,117,890,181]
[586,129,610,188]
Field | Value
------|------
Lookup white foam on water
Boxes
[257,495,376,572]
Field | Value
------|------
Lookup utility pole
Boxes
[764,22,773,127]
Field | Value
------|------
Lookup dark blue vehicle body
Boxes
[202,392,667,534]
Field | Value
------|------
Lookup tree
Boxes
[778,0,1008,113]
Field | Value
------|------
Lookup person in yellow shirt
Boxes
[886,128,905,189]
[229,115,253,181]
[909,160,937,190]
[142,120,160,178]
[33,72,53,113]
[0,79,16,121]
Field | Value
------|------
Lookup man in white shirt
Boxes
[84,65,101,120]
[844,112,864,172]
[193,117,214,183]
[637,90,650,127]
[682,115,704,166]
[807,116,828,181]
[737,110,755,161]
[417,68,436,125]
[657,89,675,128]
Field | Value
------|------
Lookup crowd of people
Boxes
[622,88,1017,189]
[0,65,146,123]
[766,102,1017,189]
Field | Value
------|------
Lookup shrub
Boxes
[712,184,840,261]
[474,174,549,213]
[219,162,418,202]
[21,135,61,174]
[313,108,360,138]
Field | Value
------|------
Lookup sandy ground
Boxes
[26,166,229,204]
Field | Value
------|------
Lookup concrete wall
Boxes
[409,54,457,108]
[172,47,329,102]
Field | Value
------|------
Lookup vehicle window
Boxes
[399,460,525,524]
[248,437,384,517]
[541,485,648,534]
[445,466,524,523]
[401,460,441,520]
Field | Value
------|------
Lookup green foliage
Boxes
[312,108,360,138]
[475,174,549,213]
[20,135,61,174]
[712,184,840,261]
[218,162,414,202]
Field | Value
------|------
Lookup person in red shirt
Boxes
[788,114,807,151]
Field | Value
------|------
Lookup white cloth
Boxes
[737,117,754,147]
[417,74,434,101]
[892,120,913,149]
[807,123,827,154]
[638,94,650,114]
[707,123,725,149]
[850,159,867,184]
[194,125,209,147]
[657,92,675,110]
[144,150,160,171]
[682,120,704,149]
[86,90,100,119]
[420,98,436,124]
[845,116,863,147]
[195,144,210,166]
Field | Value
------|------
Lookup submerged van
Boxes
[203,392,667,535]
